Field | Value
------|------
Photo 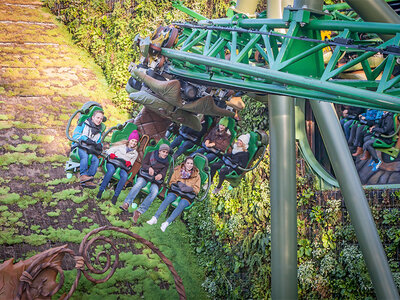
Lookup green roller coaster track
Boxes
[132,0,400,298]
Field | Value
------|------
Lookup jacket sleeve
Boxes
[141,152,151,171]
[192,174,201,195]
[219,134,231,152]
[72,123,88,141]
[373,115,394,135]
[128,150,138,165]
[169,167,180,185]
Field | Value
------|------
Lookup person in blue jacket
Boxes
[72,110,104,188]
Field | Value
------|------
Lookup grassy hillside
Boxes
[0,1,208,298]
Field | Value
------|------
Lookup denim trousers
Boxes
[99,163,128,197]
[170,135,196,159]
[124,176,159,213]
[192,147,217,162]
[78,148,99,176]
[154,192,189,224]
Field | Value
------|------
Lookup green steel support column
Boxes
[233,0,259,17]
[310,101,400,300]
[267,2,297,299]
[268,95,297,300]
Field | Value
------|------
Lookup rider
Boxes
[120,143,170,223]
[191,117,231,163]
[72,110,104,188]
[97,130,139,204]
[146,156,201,232]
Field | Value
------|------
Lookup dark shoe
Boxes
[80,174,93,183]
[111,195,118,205]
[352,147,363,157]
[132,210,141,223]
[96,190,103,200]
[360,151,371,161]
[82,181,96,189]
[120,202,129,211]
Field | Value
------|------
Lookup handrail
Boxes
[65,109,82,143]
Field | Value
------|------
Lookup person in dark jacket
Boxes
[169,116,211,160]
[120,143,170,223]
[350,109,383,156]
[72,110,104,188]
[210,134,250,194]
[362,111,395,171]
[191,117,231,163]
[340,106,365,140]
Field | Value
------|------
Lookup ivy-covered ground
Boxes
[0,1,208,298]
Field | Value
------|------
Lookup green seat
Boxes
[131,138,173,209]
[65,103,106,178]
[102,122,138,182]
[171,153,210,211]
[373,114,400,159]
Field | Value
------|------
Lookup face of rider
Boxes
[218,124,226,132]
[236,139,244,148]
[92,112,104,126]
[184,158,194,171]
[159,149,169,159]
[128,139,138,148]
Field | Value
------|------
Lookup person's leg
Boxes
[166,199,190,224]
[173,140,195,159]
[78,148,89,175]
[216,167,231,188]
[191,147,205,157]
[348,124,358,146]
[137,183,159,214]
[170,135,184,149]
[154,193,177,219]
[343,120,353,140]
[87,155,100,176]
[124,177,147,206]
[114,169,128,197]
[99,163,115,193]
[365,140,379,162]
[210,160,224,181]
[354,125,366,147]
[205,152,217,163]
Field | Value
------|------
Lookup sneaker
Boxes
[96,190,103,200]
[80,174,93,183]
[212,186,222,194]
[132,210,141,223]
[160,221,169,232]
[120,202,129,211]
[372,160,382,172]
[368,160,375,167]
[146,216,158,225]
[111,195,118,205]
[82,181,96,189]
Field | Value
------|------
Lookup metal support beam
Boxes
[268,95,297,300]
[310,101,400,300]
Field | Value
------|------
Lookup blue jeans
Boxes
[78,148,99,176]
[343,120,354,140]
[171,136,196,159]
[124,176,159,213]
[192,147,218,163]
[154,193,189,223]
[99,163,128,197]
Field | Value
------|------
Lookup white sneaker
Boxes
[160,221,169,232]
[146,216,158,225]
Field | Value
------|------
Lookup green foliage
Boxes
[238,95,268,135]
